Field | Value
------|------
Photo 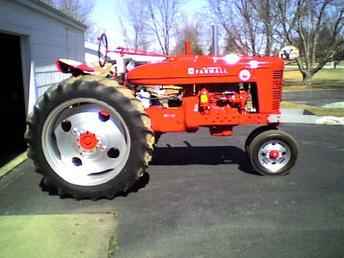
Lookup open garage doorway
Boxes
[0,33,26,167]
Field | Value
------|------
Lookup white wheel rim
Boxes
[42,98,131,186]
[257,140,291,173]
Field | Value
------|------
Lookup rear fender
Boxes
[56,58,95,76]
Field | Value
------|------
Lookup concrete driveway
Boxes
[0,125,344,258]
[283,89,344,106]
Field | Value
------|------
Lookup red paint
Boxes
[184,41,192,56]
[79,131,98,151]
[99,110,110,120]
[269,150,280,160]
[57,42,285,138]
[56,59,95,74]
[209,126,233,136]
[127,53,284,135]
[77,64,95,73]
[111,47,166,57]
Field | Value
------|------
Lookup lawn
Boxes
[282,68,344,117]
[0,213,117,258]
[283,68,344,89]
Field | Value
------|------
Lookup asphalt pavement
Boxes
[283,89,344,106]
[1,125,344,258]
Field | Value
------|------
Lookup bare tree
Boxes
[85,25,105,43]
[276,0,344,83]
[208,0,275,55]
[253,0,275,55]
[123,0,151,50]
[237,0,264,55]
[49,0,94,24]
[174,19,203,55]
[119,17,131,48]
[208,0,247,54]
[147,0,180,55]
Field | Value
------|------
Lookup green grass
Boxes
[282,101,344,117]
[0,213,117,258]
[284,68,344,89]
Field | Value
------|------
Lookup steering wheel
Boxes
[98,33,108,67]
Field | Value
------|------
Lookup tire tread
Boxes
[26,76,153,199]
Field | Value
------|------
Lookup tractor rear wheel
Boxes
[25,76,154,199]
[247,129,298,176]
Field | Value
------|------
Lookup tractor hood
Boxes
[127,55,284,85]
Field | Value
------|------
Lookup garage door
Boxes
[0,33,26,166]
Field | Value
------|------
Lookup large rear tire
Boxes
[25,76,154,199]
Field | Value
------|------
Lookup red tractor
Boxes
[26,34,298,199]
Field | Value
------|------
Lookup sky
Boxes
[90,0,207,49]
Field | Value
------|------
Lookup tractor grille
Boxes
[272,70,283,111]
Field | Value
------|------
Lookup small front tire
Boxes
[245,125,276,152]
[247,129,298,176]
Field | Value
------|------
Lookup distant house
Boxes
[0,0,86,164]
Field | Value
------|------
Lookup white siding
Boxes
[85,41,99,65]
[0,0,85,113]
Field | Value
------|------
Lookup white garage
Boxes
[0,0,86,165]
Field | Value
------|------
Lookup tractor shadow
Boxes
[39,172,151,200]
[151,141,258,175]
[39,142,257,199]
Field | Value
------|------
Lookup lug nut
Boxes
[72,128,80,136]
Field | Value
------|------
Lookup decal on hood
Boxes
[187,66,228,75]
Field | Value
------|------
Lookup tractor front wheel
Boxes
[25,76,154,199]
[247,129,298,176]
[245,125,276,153]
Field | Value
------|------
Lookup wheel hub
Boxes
[78,131,98,151]
[258,140,291,173]
[42,101,131,186]
[269,150,280,160]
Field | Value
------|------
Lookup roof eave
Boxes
[14,0,88,31]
